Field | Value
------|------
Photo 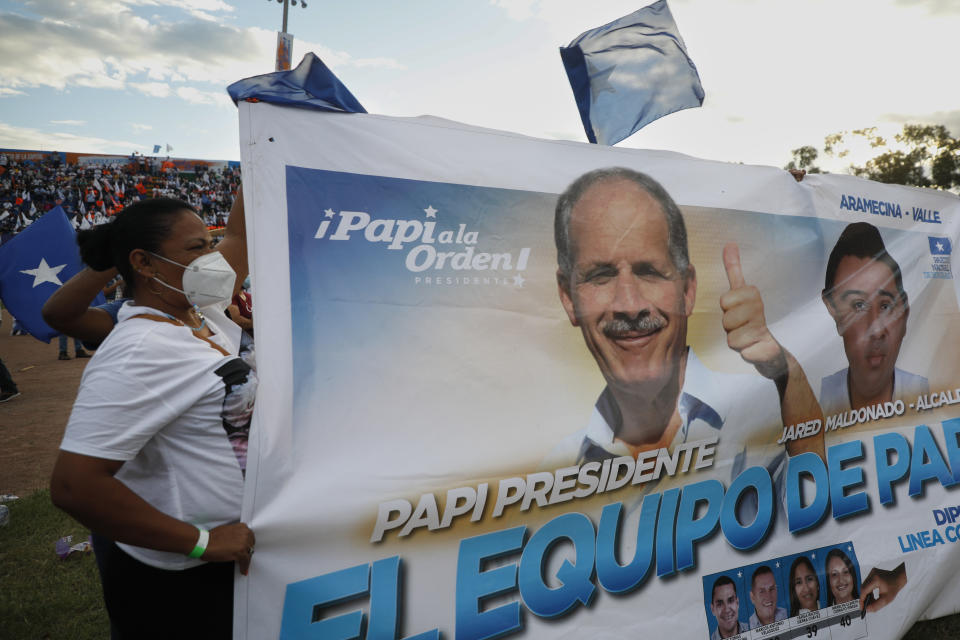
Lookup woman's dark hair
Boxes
[788,555,819,616]
[825,549,859,606]
[76,198,196,296]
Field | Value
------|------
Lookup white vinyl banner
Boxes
[236,101,960,640]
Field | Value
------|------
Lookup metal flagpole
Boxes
[272,0,307,71]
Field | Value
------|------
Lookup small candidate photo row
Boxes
[702,543,862,639]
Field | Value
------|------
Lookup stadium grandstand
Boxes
[0,148,241,244]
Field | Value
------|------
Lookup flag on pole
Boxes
[153,144,161,153]
[560,0,704,145]
[166,143,173,153]
[227,52,366,114]
[0,206,100,341]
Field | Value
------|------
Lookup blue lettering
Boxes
[874,432,911,505]
[280,563,368,639]
[369,557,440,640]
[941,418,960,482]
[898,535,913,552]
[655,488,681,577]
[909,425,956,497]
[829,440,870,519]
[517,513,595,618]
[455,527,525,640]
[944,524,960,542]
[786,452,830,533]
[595,498,657,593]
[674,479,724,571]
[719,466,774,550]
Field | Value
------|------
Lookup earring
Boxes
[145,277,164,296]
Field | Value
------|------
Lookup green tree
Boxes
[799,123,960,191]
[784,145,822,173]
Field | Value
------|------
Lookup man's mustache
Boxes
[601,313,667,337]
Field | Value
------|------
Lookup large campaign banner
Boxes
[236,101,960,640]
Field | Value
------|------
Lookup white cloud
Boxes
[0,87,25,97]
[489,0,541,21]
[50,119,86,125]
[895,0,960,14]
[0,1,402,96]
[266,33,406,73]
[880,110,960,138]
[0,121,146,154]
[136,0,235,13]
[131,122,153,131]
[131,82,171,97]
[175,86,231,107]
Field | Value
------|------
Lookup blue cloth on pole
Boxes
[560,0,704,145]
[153,144,161,153]
[227,52,366,114]
[0,206,102,342]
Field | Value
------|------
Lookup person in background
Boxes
[0,357,19,403]
[226,275,252,335]
[44,267,128,351]
[58,334,89,360]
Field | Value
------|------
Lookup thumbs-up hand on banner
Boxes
[720,243,787,380]
[719,242,825,459]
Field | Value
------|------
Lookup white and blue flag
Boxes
[929,236,952,255]
[560,0,704,145]
[0,206,93,341]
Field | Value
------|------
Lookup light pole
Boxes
[272,0,307,71]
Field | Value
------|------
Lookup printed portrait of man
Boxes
[709,575,749,639]
[748,565,787,628]
[547,167,823,469]
[820,222,928,414]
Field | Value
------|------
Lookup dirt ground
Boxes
[0,307,88,497]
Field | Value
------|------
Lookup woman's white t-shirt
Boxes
[60,303,257,569]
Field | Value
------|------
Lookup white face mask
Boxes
[149,251,236,309]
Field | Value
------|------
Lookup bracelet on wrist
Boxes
[188,526,209,559]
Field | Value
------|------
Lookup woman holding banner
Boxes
[50,192,254,639]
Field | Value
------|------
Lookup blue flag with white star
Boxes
[929,236,952,255]
[560,0,704,145]
[0,206,96,342]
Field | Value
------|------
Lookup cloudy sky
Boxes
[0,0,957,171]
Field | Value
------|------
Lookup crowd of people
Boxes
[0,152,240,241]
